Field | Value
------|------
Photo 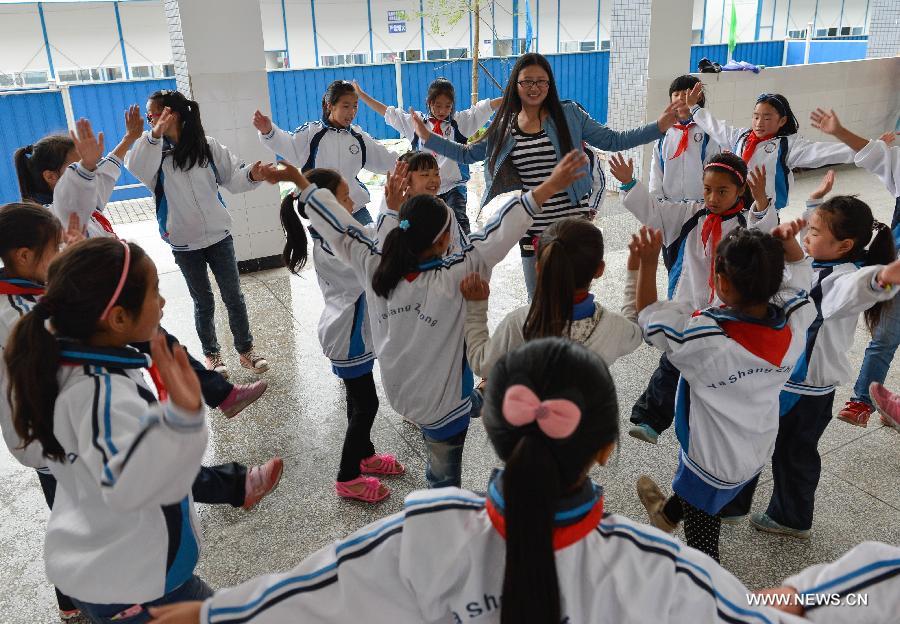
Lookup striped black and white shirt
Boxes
[510,125,587,235]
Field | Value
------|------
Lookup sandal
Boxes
[335,475,390,503]
[360,453,405,476]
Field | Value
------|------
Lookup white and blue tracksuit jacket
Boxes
[384,99,495,196]
[853,139,900,248]
[639,260,815,515]
[691,106,855,210]
[44,343,206,604]
[197,483,900,623]
[649,118,721,202]
[299,184,540,439]
[125,132,262,251]
[47,154,123,239]
[259,118,398,210]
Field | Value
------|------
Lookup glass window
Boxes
[131,65,151,78]
[580,41,596,52]
[348,53,368,65]
[851,26,864,35]
[600,40,610,51]
[405,49,422,62]
[104,67,123,81]
[57,69,78,83]
[449,48,467,59]
[23,70,48,85]
[378,52,403,63]
[161,64,175,77]
[427,49,447,60]
[0,73,15,87]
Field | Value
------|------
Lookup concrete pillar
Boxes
[607,0,693,181]
[866,0,900,59]
[163,0,283,271]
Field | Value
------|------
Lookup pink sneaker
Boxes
[870,382,900,433]
[242,457,284,510]
[219,381,268,419]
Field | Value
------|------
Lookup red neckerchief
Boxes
[430,117,443,135]
[147,362,169,402]
[741,131,775,164]
[668,122,695,160]
[92,210,118,237]
[700,200,744,301]
[485,496,604,551]
[0,281,44,296]
[573,291,590,304]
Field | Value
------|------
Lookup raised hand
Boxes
[879,131,897,146]
[685,82,704,108]
[248,161,265,182]
[770,218,806,241]
[656,100,679,133]
[258,161,307,189]
[70,118,104,171]
[149,332,201,412]
[810,169,835,200]
[746,165,768,209]
[351,80,364,95]
[384,161,410,213]
[634,226,663,266]
[809,108,842,136]
[64,213,85,246]
[147,601,203,624]
[542,150,588,194]
[151,107,176,140]
[410,107,433,142]
[608,153,634,184]
[252,109,273,135]
[460,272,490,301]
[123,104,144,142]
[877,258,900,288]
[627,236,641,271]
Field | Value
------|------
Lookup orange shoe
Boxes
[837,400,874,427]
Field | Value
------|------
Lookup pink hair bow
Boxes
[502,385,581,439]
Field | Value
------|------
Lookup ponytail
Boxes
[6,306,63,461]
[280,168,344,274]
[815,196,897,333]
[501,435,562,624]
[372,195,450,298]
[321,80,357,122]
[522,218,604,341]
[13,135,75,203]
[148,90,210,170]
[5,239,149,463]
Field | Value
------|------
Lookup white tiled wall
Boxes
[163,0,283,265]
[867,0,900,59]
[686,57,900,145]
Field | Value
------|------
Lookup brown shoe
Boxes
[637,475,677,533]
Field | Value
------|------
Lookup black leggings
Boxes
[337,372,379,482]
[663,495,722,562]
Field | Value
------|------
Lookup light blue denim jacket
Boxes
[424,100,664,208]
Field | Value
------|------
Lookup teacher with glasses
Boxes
[412,52,677,299]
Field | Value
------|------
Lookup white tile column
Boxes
[607,0,693,180]
[163,0,283,270]
[866,0,900,59]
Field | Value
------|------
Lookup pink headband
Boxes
[99,241,131,321]
[502,385,581,439]
[704,162,745,184]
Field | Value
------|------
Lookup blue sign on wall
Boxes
[388,22,407,33]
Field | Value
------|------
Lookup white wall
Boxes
[118,1,173,69]
[0,4,46,72]
[43,2,122,70]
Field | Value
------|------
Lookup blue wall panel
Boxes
[268,64,399,143]
[690,44,728,71]
[546,51,609,124]
[0,90,67,204]
[68,78,176,200]
[785,39,867,65]
[689,41,784,71]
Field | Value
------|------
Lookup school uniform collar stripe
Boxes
[59,343,150,369]
[0,274,45,295]
[404,493,486,511]
[307,191,380,252]
[645,326,725,345]
[802,560,900,612]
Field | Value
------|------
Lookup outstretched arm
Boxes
[809,108,869,152]
[353,80,389,117]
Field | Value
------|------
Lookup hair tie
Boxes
[24,144,34,156]
[99,241,131,321]
[399,219,410,231]
[873,221,888,233]
[502,384,581,439]
[756,93,786,115]
[33,301,52,320]
[704,162,745,184]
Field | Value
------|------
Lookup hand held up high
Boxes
[252,110,274,135]
[150,333,201,412]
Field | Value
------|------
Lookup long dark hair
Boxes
[704,152,752,207]
[815,195,896,332]
[480,53,573,172]
[398,150,438,172]
[322,80,357,122]
[755,93,799,136]
[280,168,344,273]
[482,338,619,624]
[523,218,604,340]
[426,77,456,115]
[670,74,705,108]
[372,195,449,298]
[0,202,63,265]
[14,135,75,203]
[149,90,210,170]
[715,229,785,306]
[5,239,149,462]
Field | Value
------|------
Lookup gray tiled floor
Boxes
[1,164,898,622]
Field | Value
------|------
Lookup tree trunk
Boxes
[471,0,480,105]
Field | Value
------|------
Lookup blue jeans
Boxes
[422,426,468,488]
[73,575,212,624]
[852,299,900,406]
[172,235,253,356]
[522,253,537,302]
[439,187,470,234]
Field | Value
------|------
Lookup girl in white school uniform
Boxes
[460,216,642,378]
[260,151,588,491]
[633,220,816,562]
[746,185,900,540]
[354,77,500,234]
[127,89,270,377]
[5,238,212,623]
[684,82,855,210]
[649,74,721,204]
[150,338,900,624]
[253,79,399,224]
[609,150,776,445]
[278,165,411,503]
